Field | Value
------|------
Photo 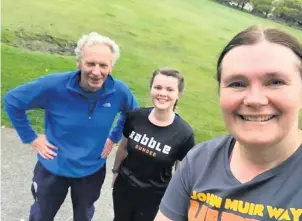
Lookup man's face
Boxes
[77,43,114,92]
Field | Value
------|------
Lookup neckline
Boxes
[225,137,302,184]
[146,107,178,128]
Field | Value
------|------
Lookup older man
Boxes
[4,32,139,221]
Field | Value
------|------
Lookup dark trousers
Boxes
[112,175,163,221]
[29,161,106,221]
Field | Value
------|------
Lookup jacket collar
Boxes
[66,69,116,99]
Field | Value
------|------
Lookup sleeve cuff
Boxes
[20,132,38,144]
[108,134,119,144]
[159,202,187,221]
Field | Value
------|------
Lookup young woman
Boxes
[155,26,302,221]
[111,68,195,221]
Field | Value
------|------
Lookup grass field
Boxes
[2,0,302,142]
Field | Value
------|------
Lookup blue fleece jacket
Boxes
[4,70,139,177]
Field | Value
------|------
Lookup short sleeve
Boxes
[159,155,192,221]
[176,133,195,161]
[122,111,132,138]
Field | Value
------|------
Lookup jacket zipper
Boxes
[88,100,98,119]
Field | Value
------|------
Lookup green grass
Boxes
[1,44,75,132]
[2,0,302,142]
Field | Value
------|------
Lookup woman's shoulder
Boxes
[126,107,152,121]
[174,116,196,140]
[187,135,233,161]
[127,107,151,116]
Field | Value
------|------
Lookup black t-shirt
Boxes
[119,107,195,194]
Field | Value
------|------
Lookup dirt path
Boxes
[1,127,115,221]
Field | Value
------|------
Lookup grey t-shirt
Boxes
[159,136,302,221]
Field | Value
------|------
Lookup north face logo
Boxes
[129,131,171,154]
[103,103,111,107]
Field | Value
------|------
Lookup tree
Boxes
[274,0,302,24]
[232,0,251,10]
[250,0,274,18]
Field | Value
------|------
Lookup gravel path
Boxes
[1,127,116,221]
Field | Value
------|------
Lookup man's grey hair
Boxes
[75,32,120,66]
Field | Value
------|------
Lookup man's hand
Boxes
[101,138,115,158]
[31,135,58,159]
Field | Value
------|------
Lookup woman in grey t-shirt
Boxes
[154,26,302,221]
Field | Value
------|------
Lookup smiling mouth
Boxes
[239,115,278,122]
[157,99,168,102]
[90,78,103,83]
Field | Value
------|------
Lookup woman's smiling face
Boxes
[219,40,302,147]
